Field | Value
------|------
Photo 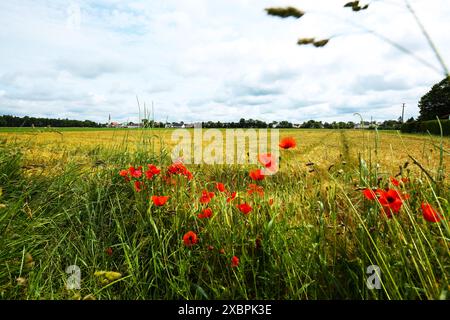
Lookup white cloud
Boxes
[0,0,448,124]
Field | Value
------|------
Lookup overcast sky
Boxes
[0,0,449,124]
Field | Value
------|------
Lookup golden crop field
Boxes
[1,128,448,180]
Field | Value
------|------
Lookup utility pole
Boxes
[401,103,406,123]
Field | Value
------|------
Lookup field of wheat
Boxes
[0,128,449,300]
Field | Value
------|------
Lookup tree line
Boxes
[0,114,410,130]
[201,118,406,130]
[201,119,293,128]
[0,115,104,128]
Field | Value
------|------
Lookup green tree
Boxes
[418,77,450,121]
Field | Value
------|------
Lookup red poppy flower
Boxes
[183,231,198,247]
[199,190,215,204]
[105,247,113,256]
[207,245,214,251]
[145,171,154,180]
[167,162,193,180]
[421,203,442,223]
[145,164,161,179]
[258,153,277,173]
[216,182,226,192]
[391,177,409,187]
[247,184,264,197]
[167,163,182,174]
[129,166,143,178]
[279,137,296,149]
[134,181,143,193]
[378,189,407,217]
[184,170,193,180]
[151,195,169,206]
[362,188,382,200]
[390,177,400,187]
[226,191,237,203]
[231,256,239,268]
[148,164,161,174]
[237,203,252,215]
[198,208,213,219]
[268,198,274,206]
[249,169,265,181]
[119,170,129,177]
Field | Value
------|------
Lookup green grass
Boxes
[0,130,449,300]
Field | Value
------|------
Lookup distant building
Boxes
[126,122,141,129]
[109,121,121,128]
[354,122,370,129]
[108,121,144,128]
[165,122,185,128]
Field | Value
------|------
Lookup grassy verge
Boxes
[0,130,448,300]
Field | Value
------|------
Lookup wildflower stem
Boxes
[407,155,436,184]
[404,0,449,77]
